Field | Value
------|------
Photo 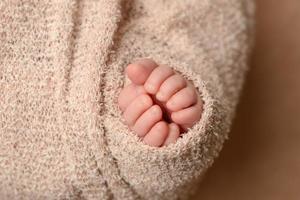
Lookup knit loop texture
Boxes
[0,0,255,199]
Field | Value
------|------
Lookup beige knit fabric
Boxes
[0,0,254,199]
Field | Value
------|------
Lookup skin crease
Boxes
[118,58,203,147]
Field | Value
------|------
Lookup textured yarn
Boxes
[0,0,255,199]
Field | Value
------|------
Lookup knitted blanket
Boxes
[0,0,254,199]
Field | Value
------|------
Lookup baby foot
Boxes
[118,58,203,147]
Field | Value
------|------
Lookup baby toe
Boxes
[170,99,203,129]
[166,85,197,112]
[126,58,158,85]
[163,123,181,146]
[156,74,187,102]
[123,94,153,127]
[144,65,174,94]
[133,105,163,137]
[118,84,147,112]
[143,121,169,147]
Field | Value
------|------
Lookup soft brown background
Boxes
[194,0,300,199]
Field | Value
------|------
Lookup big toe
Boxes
[126,58,158,85]
[143,121,169,147]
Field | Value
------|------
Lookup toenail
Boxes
[145,83,156,93]
[156,92,165,100]
[156,122,166,131]
[167,100,176,108]
[140,95,152,106]
[150,105,161,115]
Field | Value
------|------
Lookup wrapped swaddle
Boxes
[0,0,254,199]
